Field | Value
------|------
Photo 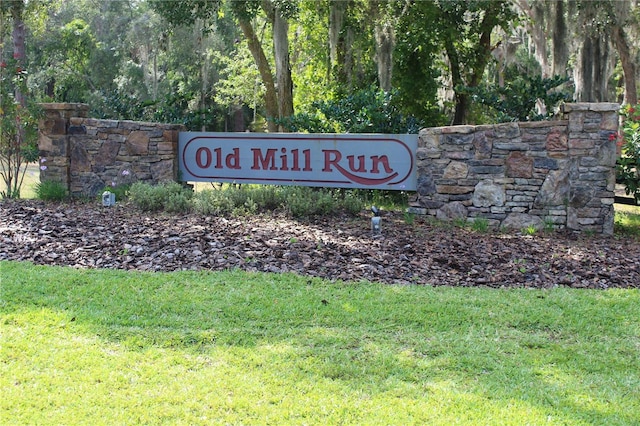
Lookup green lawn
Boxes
[1,261,638,425]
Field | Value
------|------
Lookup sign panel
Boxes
[179,132,417,190]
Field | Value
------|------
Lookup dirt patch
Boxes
[1,199,639,289]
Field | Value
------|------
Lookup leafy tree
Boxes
[37,18,98,101]
[0,0,42,198]
[393,1,444,126]
[435,0,518,124]
[461,67,571,122]
[617,104,640,204]
[152,0,296,132]
[276,86,422,134]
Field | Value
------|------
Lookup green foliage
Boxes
[393,1,445,126]
[277,87,423,134]
[128,181,193,212]
[616,104,640,205]
[614,206,640,238]
[91,89,227,131]
[193,185,364,218]
[461,67,571,123]
[150,0,220,27]
[34,180,68,202]
[102,184,131,203]
[0,59,42,199]
[471,217,490,233]
[130,182,365,218]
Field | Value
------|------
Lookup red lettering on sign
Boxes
[371,155,393,174]
[322,149,398,185]
[226,148,240,169]
[196,147,212,169]
[252,148,277,170]
[322,150,341,172]
[290,149,312,171]
[252,148,312,171]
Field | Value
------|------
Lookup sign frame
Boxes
[179,132,417,191]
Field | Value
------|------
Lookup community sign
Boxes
[179,132,417,190]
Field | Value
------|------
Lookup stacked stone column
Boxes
[38,103,90,191]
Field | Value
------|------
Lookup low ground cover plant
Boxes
[128,182,365,218]
[1,261,639,425]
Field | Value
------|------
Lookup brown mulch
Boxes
[1,199,639,289]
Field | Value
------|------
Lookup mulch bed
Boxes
[1,199,639,289]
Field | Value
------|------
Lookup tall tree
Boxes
[608,0,637,105]
[7,0,25,105]
[393,0,442,125]
[0,0,42,198]
[154,0,296,132]
[436,0,518,124]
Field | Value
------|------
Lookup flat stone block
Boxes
[588,103,620,112]
[444,151,475,160]
[437,185,474,195]
[493,142,526,151]
[441,125,475,134]
[569,138,595,149]
[493,122,520,138]
[406,207,427,215]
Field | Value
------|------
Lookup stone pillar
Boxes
[38,103,90,191]
[561,103,619,235]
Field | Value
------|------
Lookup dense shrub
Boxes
[275,87,423,134]
[461,67,571,123]
[130,182,366,217]
[35,180,68,201]
[129,181,193,212]
[617,104,640,205]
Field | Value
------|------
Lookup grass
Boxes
[1,162,39,199]
[615,203,640,237]
[1,261,639,425]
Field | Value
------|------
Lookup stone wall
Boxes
[38,102,619,234]
[412,103,619,234]
[38,103,184,197]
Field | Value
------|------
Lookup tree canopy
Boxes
[2,0,639,131]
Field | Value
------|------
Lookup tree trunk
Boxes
[238,18,279,132]
[611,24,637,105]
[272,9,294,122]
[329,0,348,70]
[517,0,550,77]
[575,34,611,102]
[370,1,395,92]
[551,0,568,77]
[374,20,394,92]
[444,37,466,125]
[11,1,26,106]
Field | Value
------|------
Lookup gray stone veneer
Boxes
[38,103,184,197]
[412,103,619,234]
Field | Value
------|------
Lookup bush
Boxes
[35,180,68,201]
[130,182,370,217]
[275,87,423,134]
[617,104,640,205]
[461,66,570,123]
[129,181,193,212]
